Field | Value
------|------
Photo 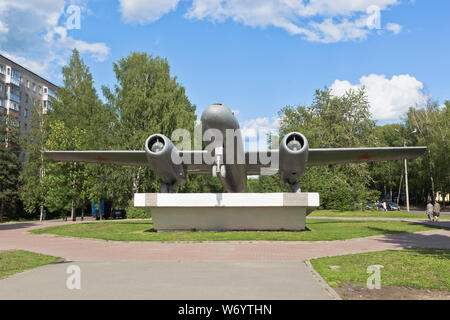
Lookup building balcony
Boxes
[6,75,21,87]
[48,88,56,98]
[43,87,57,99]
[7,92,20,103]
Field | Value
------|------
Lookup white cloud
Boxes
[240,116,280,151]
[0,0,110,79]
[119,0,180,24]
[305,16,370,43]
[45,26,110,62]
[386,22,403,34]
[0,51,53,78]
[331,74,429,121]
[119,0,402,43]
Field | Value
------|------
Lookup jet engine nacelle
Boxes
[145,134,186,192]
[279,132,309,188]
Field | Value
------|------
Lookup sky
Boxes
[1,0,449,138]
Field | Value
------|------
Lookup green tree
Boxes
[0,115,21,222]
[45,49,114,220]
[20,102,48,220]
[278,88,378,210]
[44,121,88,219]
[368,124,404,202]
[406,101,449,206]
[102,52,198,203]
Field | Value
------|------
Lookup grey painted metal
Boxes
[200,103,247,193]
[45,103,427,193]
[45,150,149,166]
[306,147,427,166]
[144,134,186,191]
[279,132,309,190]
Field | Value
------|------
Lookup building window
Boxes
[32,83,36,91]
[27,80,29,89]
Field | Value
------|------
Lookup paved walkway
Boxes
[1,219,448,300]
[1,219,449,262]
[0,260,340,300]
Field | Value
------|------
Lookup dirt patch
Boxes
[335,282,450,300]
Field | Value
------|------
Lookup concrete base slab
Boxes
[134,193,320,231]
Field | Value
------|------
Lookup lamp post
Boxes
[396,128,417,212]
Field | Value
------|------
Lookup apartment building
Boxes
[0,54,57,131]
[0,54,58,160]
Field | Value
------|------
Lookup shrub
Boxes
[125,200,151,219]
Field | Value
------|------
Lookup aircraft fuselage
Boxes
[200,103,247,192]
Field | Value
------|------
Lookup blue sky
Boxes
[1,0,449,134]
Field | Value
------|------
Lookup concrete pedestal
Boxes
[134,193,319,232]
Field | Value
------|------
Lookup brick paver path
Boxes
[1,219,449,261]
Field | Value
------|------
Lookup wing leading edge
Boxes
[306,147,427,166]
[44,150,212,174]
[45,151,149,167]
[46,146,427,174]
[244,147,426,175]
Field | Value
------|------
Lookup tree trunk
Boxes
[71,197,76,221]
[430,176,435,203]
[443,189,446,209]
[39,205,43,222]
[0,199,4,223]
[133,169,141,194]
[397,170,403,206]
[81,206,84,221]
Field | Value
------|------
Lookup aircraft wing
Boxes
[306,147,427,166]
[45,151,150,166]
[245,147,426,175]
[45,150,212,174]
[46,147,427,174]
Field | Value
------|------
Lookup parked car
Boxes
[366,201,373,210]
[387,202,401,211]
[111,209,127,219]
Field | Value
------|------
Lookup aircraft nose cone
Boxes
[201,103,232,120]
[201,103,239,132]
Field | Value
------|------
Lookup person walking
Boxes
[426,200,434,222]
[433,201,441,222]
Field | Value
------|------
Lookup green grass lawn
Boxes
[30,219,445,242]
[0,250,62,279]
[309,209,450,219]
[310,248,450,290]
